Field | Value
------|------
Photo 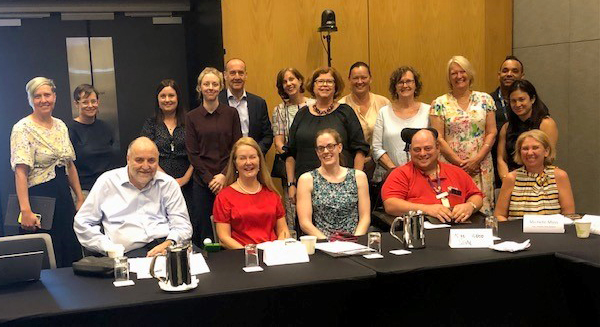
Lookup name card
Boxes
[263,242,309,266]
[448,229,494,248]
[523,215,565,233]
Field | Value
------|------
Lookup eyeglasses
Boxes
[78,99,98,106]
[315,79,335,86]
[398,79,415,86]
[316,143,338,153]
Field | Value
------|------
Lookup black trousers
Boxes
[191,180,216,246]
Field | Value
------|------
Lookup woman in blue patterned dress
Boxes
[296,128,370,239]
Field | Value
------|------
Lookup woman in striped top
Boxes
[494,130,574,221]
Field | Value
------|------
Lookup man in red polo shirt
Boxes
[382,128,484,223]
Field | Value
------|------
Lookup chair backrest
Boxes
[210,215,219,243]
[0,233,56,269]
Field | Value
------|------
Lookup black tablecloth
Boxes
[0,250,375,327]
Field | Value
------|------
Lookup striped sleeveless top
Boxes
[508,166,561,219]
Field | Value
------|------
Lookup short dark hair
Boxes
[389,66,423,99]
[73,84,99,102]
[348,61,371,77]
[155,79,186,127]
[306,67,345,100]
[500,55,524,73]
[276,68,305,101]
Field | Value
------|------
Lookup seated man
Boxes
[74,137,192,257]
[381,128,484,223]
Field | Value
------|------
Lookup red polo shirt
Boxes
[381,161,483,207]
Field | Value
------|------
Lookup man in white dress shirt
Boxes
[74,137,192,257]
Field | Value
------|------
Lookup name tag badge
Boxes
[448,186,462,196]
[448,229,493,248]
[523,215,565,233]
[436,192,450,208]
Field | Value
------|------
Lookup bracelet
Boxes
[467,202,477,210]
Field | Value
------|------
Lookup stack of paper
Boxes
[128,253,210,280]
[314,241,372,255]
[579,215,600,235]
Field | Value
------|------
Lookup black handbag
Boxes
[271,153,287,179]
[72,256,115,278]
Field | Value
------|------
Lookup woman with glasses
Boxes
[372,66,430,184]
[69,84,118,200]
[430,56,497,215]
[284,67,369,205]
[141,79,193,214]
[296,129,370,239]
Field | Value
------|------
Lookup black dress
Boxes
[505,117,546,171]
[285,103,370,180]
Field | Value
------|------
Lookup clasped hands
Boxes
[423,203,474,223]
[459,158,481,176]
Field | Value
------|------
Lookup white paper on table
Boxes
[389,249,411,256]
[189,253,211,275]
[129,257,165,279]
[424,221,451,229]
[489,239,531,252]
[314,241,370,254]
[579,215,600,235]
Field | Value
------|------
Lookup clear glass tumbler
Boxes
[244,244,259,267]
[114,256,129,282]
[368,232,382,253]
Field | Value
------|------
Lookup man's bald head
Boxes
[126,137,159,190]
[410,129,440,172]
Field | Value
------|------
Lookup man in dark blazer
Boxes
[219,58,273,154]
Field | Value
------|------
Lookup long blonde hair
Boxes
[224,137,279,195]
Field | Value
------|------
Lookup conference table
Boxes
[1,219,599,326]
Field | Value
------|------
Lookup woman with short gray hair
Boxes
[11,76,84,267]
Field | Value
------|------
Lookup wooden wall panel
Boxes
[221,0,512,174]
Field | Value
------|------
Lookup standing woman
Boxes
[272,68,315,230]
[141,79,193,212]
[430,56,497,215]
[372,66,430,183]
[285,67,369,204]
[10,77,83,267]
[186,68,242,245]
[496,80,558,181]
[296,129,370,239]
[69,84,117,199]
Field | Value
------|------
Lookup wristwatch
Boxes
[286,182,296,187]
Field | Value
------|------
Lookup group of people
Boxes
[9,55,576,267]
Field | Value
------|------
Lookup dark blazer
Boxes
[219,90,273,154]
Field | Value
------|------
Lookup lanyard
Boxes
[426,165,450,208]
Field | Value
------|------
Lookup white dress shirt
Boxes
[74,167,192,253]
[227,88,249,136]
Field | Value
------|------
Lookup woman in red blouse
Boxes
[213,137,290,249]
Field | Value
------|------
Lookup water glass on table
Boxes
[368,232,382,253]
[485,216,499,238]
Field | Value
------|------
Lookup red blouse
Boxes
[213,185,285,246]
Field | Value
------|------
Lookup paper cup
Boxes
[107,244,125,258]
[574,221,592,239]
[300,235,317,255]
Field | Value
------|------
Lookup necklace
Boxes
[313,103,335,115]
[237,179,262,194]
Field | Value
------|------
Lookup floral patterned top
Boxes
[430,91,496,215]
[10,116,76,187]
[311,168,359,237]
[271,98,316,142]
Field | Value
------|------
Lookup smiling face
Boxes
[225,59,247,92]
[313,72,335,100]
[520,136,549,170]
[126,138,159,190]
[200,73,221,101]
[498,59,524,89]
[75,91,99,120]
[315,132,342,166]
[410,130,440,172]
[235,144,260,180]
[157,86,178,114]
[283,70,302,98]
[396,70,416,99]
[349,66,371,95]
[32,84,56,115]
[449,63,470,90]
[509,89,535,121]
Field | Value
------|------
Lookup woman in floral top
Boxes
[430,56,497,215]
[10,77,84,267]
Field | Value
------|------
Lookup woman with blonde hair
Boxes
[186,67,242,245]
[430,55,497,215]
[494,130,574,221]
[213,137,289,249]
